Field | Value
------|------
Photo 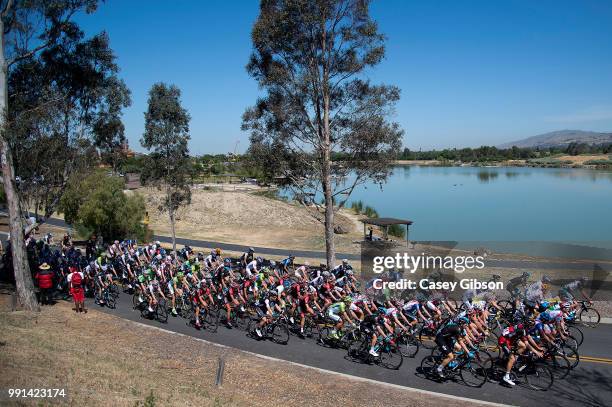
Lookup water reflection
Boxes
[477,170,499,183]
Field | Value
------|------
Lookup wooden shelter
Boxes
[361,217,413,246]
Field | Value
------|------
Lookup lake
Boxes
[343,166,612,255]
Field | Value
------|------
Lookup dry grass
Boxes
[0,293,493,407]
[139,187,363,254]
[555,154,609,164]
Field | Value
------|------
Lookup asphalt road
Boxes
[93,293,612,407]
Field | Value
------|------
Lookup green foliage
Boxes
[398,143,612,162]
[387,224,406,238]
[584,159,612,166]
[350,200,363,214]
[140,83,192,214]
[59,172,146,242]
[363,205,378,219]
[121,155,146,173]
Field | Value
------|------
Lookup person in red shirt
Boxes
[67,267,86,313]
[35,263,54,305]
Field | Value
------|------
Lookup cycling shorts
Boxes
[327,309,341,322]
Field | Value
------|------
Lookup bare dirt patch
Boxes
[139,187,362,253]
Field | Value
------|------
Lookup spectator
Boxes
[35,263,54,305]
[67,266,86,313]
[86,234,97,259]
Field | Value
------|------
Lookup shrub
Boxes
[350,200,364,214]
[388,224,406,238]
[363,205,378,218]
[59,171,146,242]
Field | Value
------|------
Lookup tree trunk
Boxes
[322,57,335,268]
[169,208,176,255]
[0,20,39,311]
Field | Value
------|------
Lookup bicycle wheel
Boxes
[109,283,120,299]
[233,311,250,330]
[418,325,437,349]
[179,299,193,319]
[379,344,403,370]
[105,292,116,309]
[316,326,333,344]
[397,333,420,358]
[132,292,143,309]
[564,335,579,351]
[272,323,290,345]
[476,351,496,382]
[567,325,583,346]
[481,332,499,354]
[562,345,579,369]
[524,364,554,391]
[338,328,359,349]
[204,307,220,333]
[347,338,368,362]
[420,355,438,377]
[546,353,571,380]
[156,300,168,323]
[460,359,488,387]
[579,307,600,328]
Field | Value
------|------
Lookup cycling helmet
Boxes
[248,247,254,253]
[176,272,185,279]
[269,289,278,297]
[256,256,263,263]
[378,307,387,315]
[342,259,349,265]
[521,271,530,278]
[457,316,469,325]
[322,271,331,278]
[542,275,552,283]
[343,295,352,304]
[540,312,552,322]
[491,274,501,281]
[269,260,277,267]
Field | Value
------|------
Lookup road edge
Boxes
[126,318,514,407]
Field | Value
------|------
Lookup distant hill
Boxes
[499,130,612,149]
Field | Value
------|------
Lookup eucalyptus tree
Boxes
[242,0,403,267]
[0,0,129,310]
[141,83,191,254]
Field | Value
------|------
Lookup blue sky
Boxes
[77,0,612,154]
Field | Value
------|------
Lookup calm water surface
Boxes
[345,166,612,246]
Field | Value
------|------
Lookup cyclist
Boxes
[327,296,355,339]
[240,247,255,268]
[167,271,186,316]
[498,322,544,386]
[280,255,295,274]
[434,316,472,378]
[254,290,283,338]
[525,275,551,306]
[559,276,592,310]
[506,271,530,306]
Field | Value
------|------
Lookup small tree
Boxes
[243,0,403,267]
[59,172,146,241]
[141,83,191,253]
